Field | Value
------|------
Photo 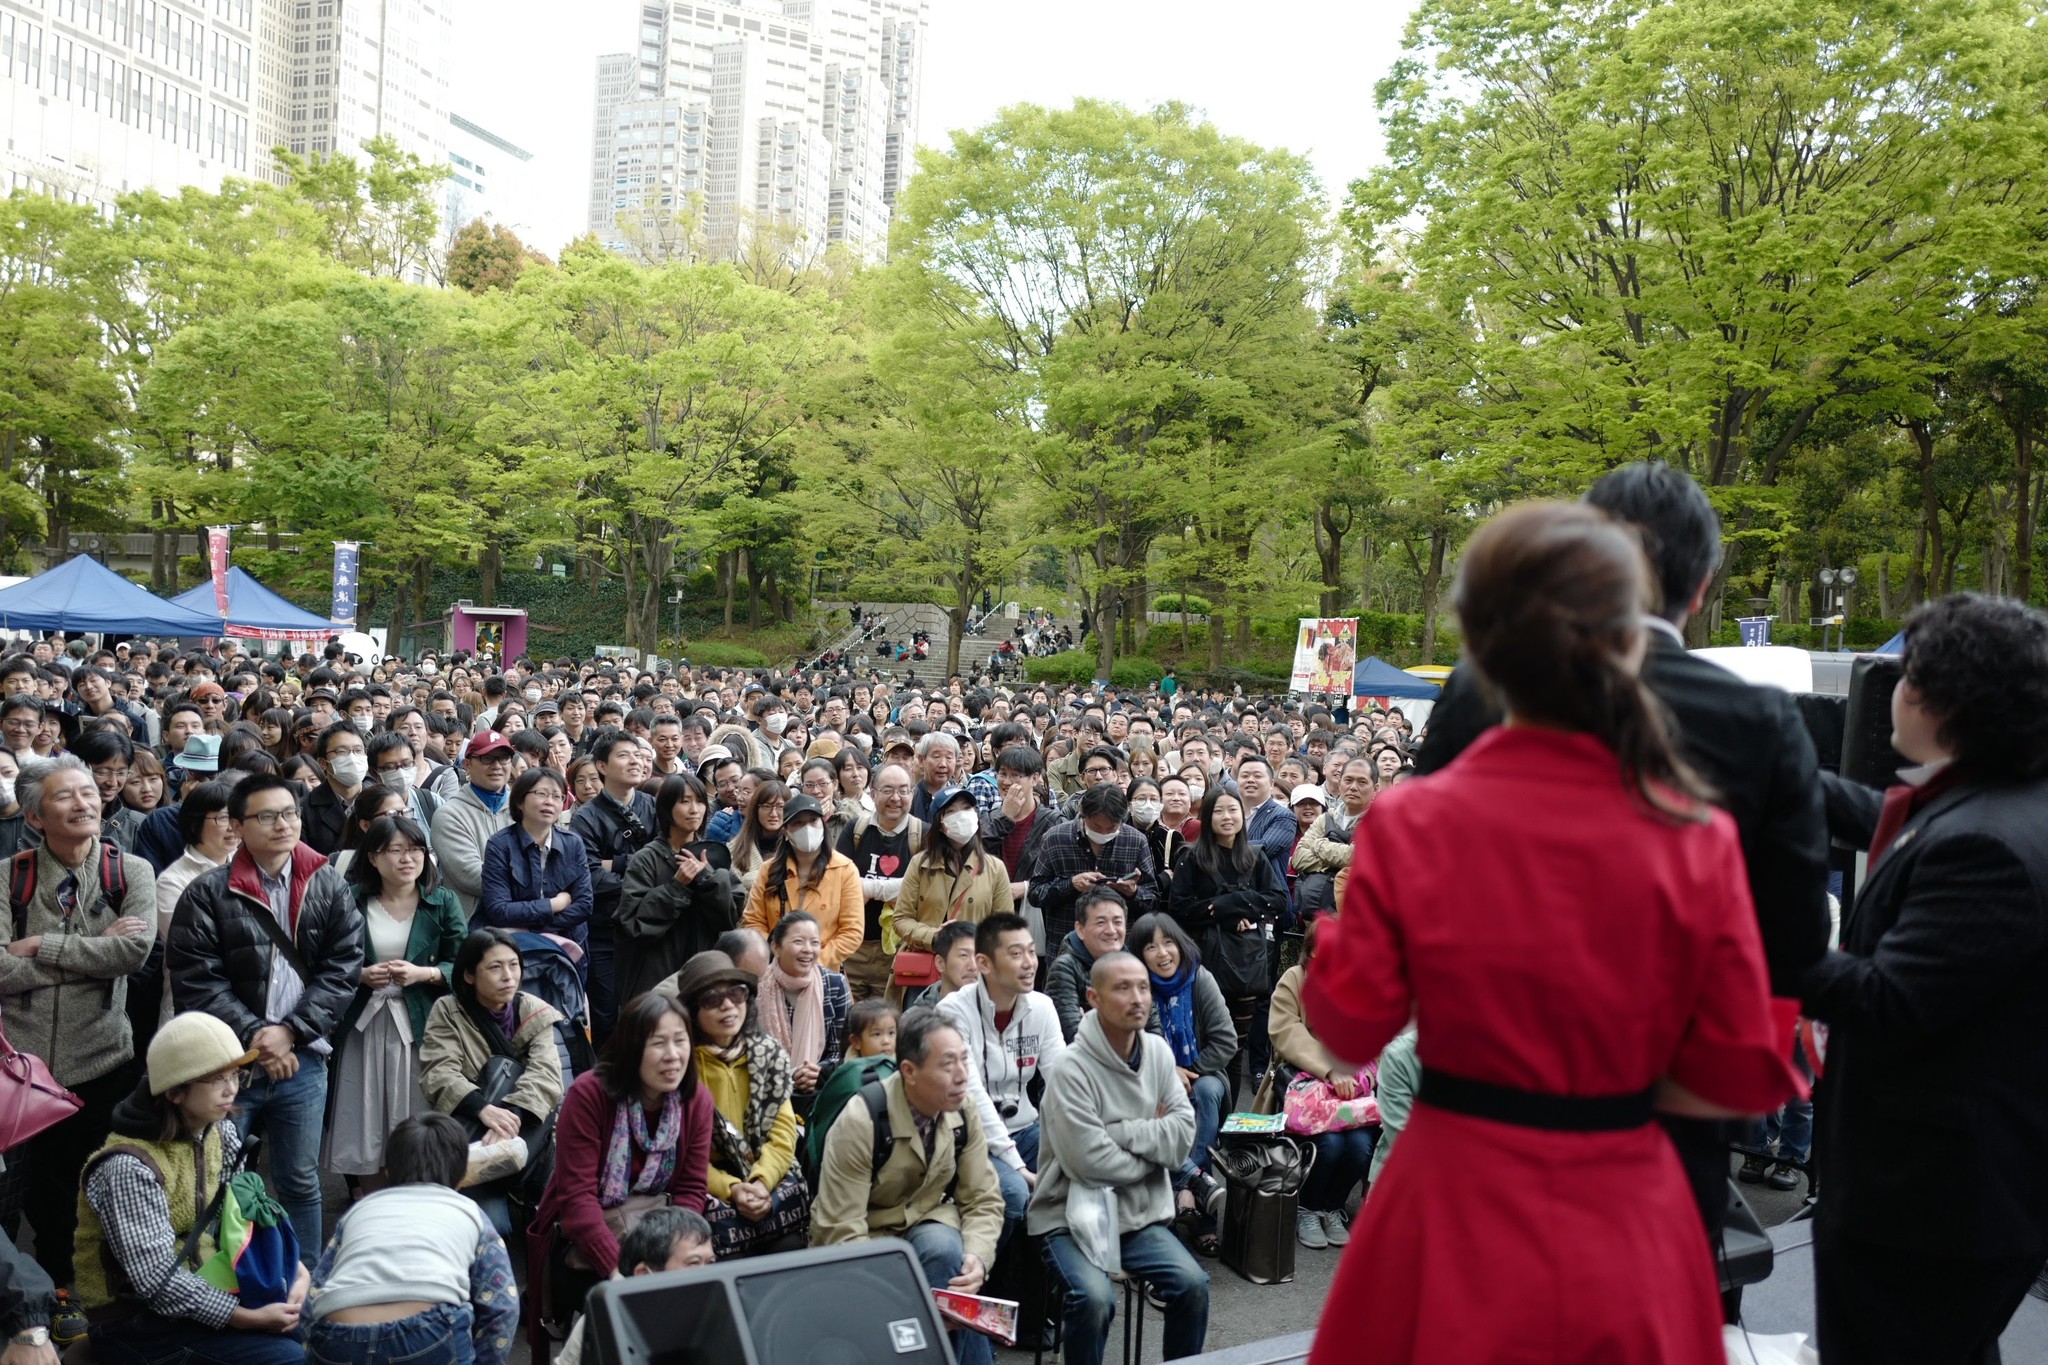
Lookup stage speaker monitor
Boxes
[587,1240,956,1365]
[1840,654,1908,790]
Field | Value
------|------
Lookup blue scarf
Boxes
[1150,959,1200,1069]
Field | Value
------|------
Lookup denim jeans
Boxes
[308,1303,474,1365]
[995,1121,1042,1229]
[236,1049,328,1261]
[1175,1075,1228,1186]
[586,930,617,1047]
[1750,1038,1814,1162]
[899,1221,993,1365]
[90,1314,306,1365]
[1301,1128,1376,1213]
[1044,1222,1210,1365]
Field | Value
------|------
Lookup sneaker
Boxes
[1296,1209,1329,1250]
[1737,1154,1770,1184]
[1321,1210,1351,1246]
[1190,1170,1226,1220]
[51,1291,87,1349]
[1766,1162,1802,1192]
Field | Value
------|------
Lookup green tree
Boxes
[446,219,550,295]
[275,134,451,281]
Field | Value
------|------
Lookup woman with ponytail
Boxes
[1301,501,1803,1365]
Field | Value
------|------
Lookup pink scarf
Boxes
[759,962,826,1068]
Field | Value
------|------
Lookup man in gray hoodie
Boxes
[1028,951,1209,1365]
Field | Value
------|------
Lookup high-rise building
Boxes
[279,0,451,168]
[587,0,925,263]
[0,0,264,209]
[445,111,533,232]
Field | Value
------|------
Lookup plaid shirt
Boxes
[84,1122,243,1328]
[1026,819,1157,937]
[965,768,1001,819]
[1245,799,1299,923]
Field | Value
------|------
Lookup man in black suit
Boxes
[1801,594,2048,1364]
[1417,461,1832,1238]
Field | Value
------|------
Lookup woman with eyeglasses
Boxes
[329,785,405,879]
[326,815,466,1187]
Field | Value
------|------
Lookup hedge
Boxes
[679,641,770,668]
[1109,657,1165,688]
[1152,593,1213,615]
[1023,650,1097,685]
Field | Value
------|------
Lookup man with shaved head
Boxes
[1030,948,1210,1365]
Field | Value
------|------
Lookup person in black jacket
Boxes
[300,721,368,857]
[568,731,657,1045]
[1169,785,1288,1099]
[1416,461,1830,1242]
[1800,594,2048,1365]
[166,772,365,1262]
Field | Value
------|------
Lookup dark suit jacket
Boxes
[1801,772,2048,1259]
[1416,631,1832,994]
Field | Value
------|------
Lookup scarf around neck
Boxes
[601,1088,683,1207]
[701,1031,794,1176]
[1150,959,1200,1070]
[759,963,826,1069]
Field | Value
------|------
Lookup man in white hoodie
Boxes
[937,912,1066,1234]
[1029,952,1208,1365]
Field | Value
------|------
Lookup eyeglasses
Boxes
[239,807,302,829]
[377,844,426,859]
[203,812,233,827]
[374,762,412,774]
[91,766,131,784]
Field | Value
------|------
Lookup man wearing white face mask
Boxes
[303,721,368,857]
[366,730,440,845]
[747,695,791,770]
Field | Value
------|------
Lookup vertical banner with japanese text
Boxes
[329,542,359,628]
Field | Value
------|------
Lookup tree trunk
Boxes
[1905,419,1940,607]
[947,573,970,677]
[1877,553,1893,619]
[479,543,500,608]
[1206,582,1226,675]
[1093,584,1117,680]
[720,552,736,631]
[1315,502,1348,616]
[745,547,762,628]
[151,511,169,593]
[2014,419,2036,602]
[1417,526,1448,663]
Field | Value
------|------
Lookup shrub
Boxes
[1023,650,1096,685]
[680,641,769,668]
[1152,593,1213,615]
[1109,657,1164,688]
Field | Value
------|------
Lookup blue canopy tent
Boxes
[170,567,334,642]
[0,555,224,636]
[1875,631,1905,656]
[1352,655,1443,699]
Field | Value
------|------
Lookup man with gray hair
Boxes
[910,732,960,823]
[0,755,155,1287]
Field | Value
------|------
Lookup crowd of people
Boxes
[0,457,2038,1365]
[0,610,1425,1365]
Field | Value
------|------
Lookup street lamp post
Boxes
[1817,566,1858,651]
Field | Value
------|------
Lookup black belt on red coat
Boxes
[1419,1066,1655,1132]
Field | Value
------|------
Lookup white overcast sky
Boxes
[448,0,1422,258]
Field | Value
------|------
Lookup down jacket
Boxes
[167,843,365,1050]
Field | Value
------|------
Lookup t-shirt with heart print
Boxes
[844,818,917,941]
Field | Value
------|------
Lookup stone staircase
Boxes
[812,601,1083,680]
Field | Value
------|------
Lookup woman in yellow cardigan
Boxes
[669,950,810,1260]
[740,794,865,969]
[890,787,1013,1000]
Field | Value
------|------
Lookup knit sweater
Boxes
[1027,1012,1193,1240]
[0,839,156,1086]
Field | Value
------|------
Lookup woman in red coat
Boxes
[1305,502,1803,1365]
[527,991,715,1346]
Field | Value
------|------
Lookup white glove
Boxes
[862,876,905,902]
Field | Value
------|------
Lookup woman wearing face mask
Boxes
[1176,766,1210,837]
[739,795,864,972]
[1127,777,1185,908]
[886,787,1013,1003]
[757,912,850,1114]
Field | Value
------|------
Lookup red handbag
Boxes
[0,1011,82,1149]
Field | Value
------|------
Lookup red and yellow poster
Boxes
[1291,618,1358,695]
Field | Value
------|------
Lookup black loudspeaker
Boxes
[1792,692,1847,774]
[1841,655,1908,789]
[586,1241,956,1365]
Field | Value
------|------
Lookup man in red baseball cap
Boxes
[427,730,515,915]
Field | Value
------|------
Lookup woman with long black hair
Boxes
[615,773,741,1001]
[1170,782,1286,1095]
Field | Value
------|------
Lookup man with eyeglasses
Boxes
[428,731,516,917]
[301,722,367,858]
[0,756,155,1288]
[168,771,361,1263]
[1057,746,1126,820]
[0,698,43,765]
[837,763,925,1003]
